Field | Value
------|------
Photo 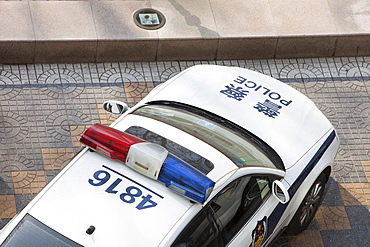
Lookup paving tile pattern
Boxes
[0,57,370,246]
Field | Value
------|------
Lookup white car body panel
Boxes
[141,65,333,169]
[265,131,339,245]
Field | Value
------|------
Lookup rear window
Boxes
[133,103,282,170]
[125,126,214,175]
[1,214,82,247]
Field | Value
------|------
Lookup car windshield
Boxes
[1,214,82,247]
[133,103,281,169]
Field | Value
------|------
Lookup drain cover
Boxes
[134,9,166,30]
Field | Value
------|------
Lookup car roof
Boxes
[143,65,333,168]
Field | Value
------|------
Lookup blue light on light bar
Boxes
[158,154,215,204]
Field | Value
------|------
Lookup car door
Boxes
[171,204,224,247]
[209,170,284,247]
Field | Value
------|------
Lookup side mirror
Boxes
[272,180,290,204]
[102,101,129,116]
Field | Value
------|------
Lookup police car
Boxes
[0,65,339,247]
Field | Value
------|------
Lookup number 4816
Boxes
[89,170,157,210]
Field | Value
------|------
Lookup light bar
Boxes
[80,123,145,162]
[126,142,168,180]
[80,124,215,203]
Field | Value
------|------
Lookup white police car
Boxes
[0,65,339,247]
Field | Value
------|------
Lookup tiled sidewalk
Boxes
[0,57,370,246]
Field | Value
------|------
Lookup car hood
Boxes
[28,150,194,246]
[143,65,333,169]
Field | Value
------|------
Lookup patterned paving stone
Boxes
[45,109,91,143]
[15,193,37,212]
[288,230,324,247]
[321,178,344,207]
[45,170,62,184]
[271,233,291,247]
[69,125,91,147]
[0,112,28,145]
[346,205,370,230]
[315,206,352,231]
[124,81,155,104]
[0,195,16,219]
[0,70,21,100]
[339,183,370,206]
[321,229,366,247]
[37,68,85,99]
[0,176,13,196]
[41,148,75,170]
[362,161,370,182]
[11,170,46,194]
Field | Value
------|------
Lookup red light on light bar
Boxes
[80,123,146,162]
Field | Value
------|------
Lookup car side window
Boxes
[211,175,272,243]
[171,206,222,247]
